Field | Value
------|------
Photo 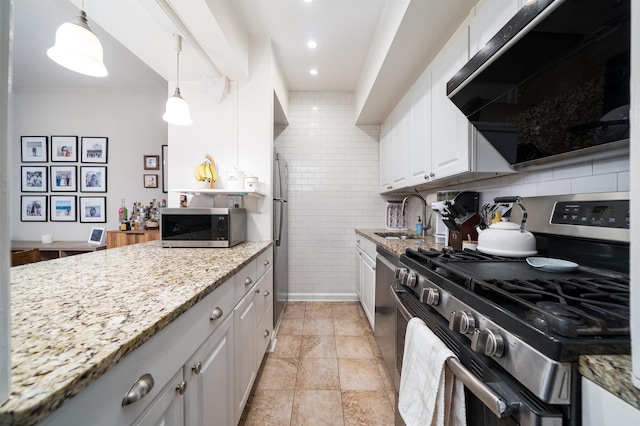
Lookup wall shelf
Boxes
[171,189,266,212]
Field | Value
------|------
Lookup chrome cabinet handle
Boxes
[176,380,188,395]
[192,362,202,375]
[264,260,270,266]
[210,307,223,321]
[122,373,154,406]
[264,290,270,297]
[245,277,253,286]
[264,329,270,337]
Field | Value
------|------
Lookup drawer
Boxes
[256,246,273,280]
[356,235,377,260]
[234,259,257,303]
[256,301,273,368]
[254,269,273,327]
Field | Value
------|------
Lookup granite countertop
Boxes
[1,240,272,426]
[580,355,640,410]
[355,228,445,257]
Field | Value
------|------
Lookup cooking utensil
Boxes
[526,257,578,273]
[476,196,537,257]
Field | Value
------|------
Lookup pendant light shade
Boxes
[163,34,193,126]
[47,9,108,77]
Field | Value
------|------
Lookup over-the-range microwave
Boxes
[160,208,246,248]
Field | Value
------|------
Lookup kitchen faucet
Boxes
[401,191,429,237]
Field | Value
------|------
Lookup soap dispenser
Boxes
[416,216,423,234]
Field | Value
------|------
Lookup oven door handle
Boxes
[390,287,512,418]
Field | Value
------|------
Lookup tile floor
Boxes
[239,301,396,426]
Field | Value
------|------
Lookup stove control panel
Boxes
[551,199,629,229]
[420,287,440,306]
[471,329,505,357]
[449,311,476,335]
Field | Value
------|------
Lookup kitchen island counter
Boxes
[580,354,640,410]
[355,228,444,257]
[2,240,272,426]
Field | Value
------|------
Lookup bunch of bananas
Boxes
[194,154,218,188]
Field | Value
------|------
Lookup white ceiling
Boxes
[12,0,477,123]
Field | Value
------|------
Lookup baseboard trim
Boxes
[287,293,359,302]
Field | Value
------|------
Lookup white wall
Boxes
[275,92,384,300]
[11,87,168,241]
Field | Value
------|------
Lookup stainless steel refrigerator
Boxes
[273,151,289,332]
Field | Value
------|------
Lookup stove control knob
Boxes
[420,288,440,306]
[449,311,476,334]
[471,329,505,357]
[395,268,408,285]
[405,272,417,288]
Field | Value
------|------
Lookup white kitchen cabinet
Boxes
[234,286,258,424]
[581,377,640,425]
[255,269,274,368]
[391,111,408,189]
[469,0,520,58]
[379,122,392,192]
[407,68,433,187]
[132,370,185,426]
[356,237,377,329]
[183,314,235,426]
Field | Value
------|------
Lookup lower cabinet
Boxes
[234,288,258,424]
[132,370,185,426]
[355,237,376,329]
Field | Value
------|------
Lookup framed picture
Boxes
[50,165,77,192]
[87,227,106,245]
[144,174,158,188]
[21,136,48,162]
[21,195,47,222]
[50,195,77,222]
[51,135,78,162]
[144,155,159,170]
[162,144,168,193]
[21,166,47,192]
[81,136,108,163]
[80,166,107,192]
[80,197,106,223]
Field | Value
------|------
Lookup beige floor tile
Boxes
[270,335,302,359]
[300,335,337,358]
[255,357,298,390]
[305,301,334,319]
[291,390,345,426]
[338,358,385,391]
[283,302,306,319]
[341,390,395,426]
[303,318,335,335]
[333,317,370,337]
[367,334,382,359]
[278,317,304,335]
[240,389,295,426]
[332,303,361,319]
[296,357,340,390]
[335,336,375,359]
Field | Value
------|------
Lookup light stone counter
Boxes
[1,240,272,426]
[580,355,640,410]
[355,228,444,257]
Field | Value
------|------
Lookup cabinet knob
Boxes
[122,373,155,406]
[255,288,260,294]
[264,260,270,266]
[210,307,223,321]
[176,380,188,396]
[192,362,202,375]
[264,329,270,337]
[245,277,253,286]
[429,172,435,178]
[264,290,270,297]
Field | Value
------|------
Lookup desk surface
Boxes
[12,240,106,251]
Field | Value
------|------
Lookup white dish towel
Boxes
[398,317,466,426]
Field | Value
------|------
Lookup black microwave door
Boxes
[162,214,228,241]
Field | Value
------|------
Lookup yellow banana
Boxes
[194,163,204,181]
[204,163,212,182]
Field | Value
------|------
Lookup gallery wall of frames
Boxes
[20,135,108,224]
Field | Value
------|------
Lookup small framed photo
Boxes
[51,135,78,162]
[144,174,158,188]
[50,195,77,222]
[144,155,159,170]
[21,195,47,222]
[87,227,106,245]
[81,137,108,163]
[50,165,77,192]
[80,197,106,223]
[21,166,47,192]
[162,144,168,193]
[80,166,107,192]
[21,136,48,162]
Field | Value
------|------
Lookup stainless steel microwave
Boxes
[160,208,246,248]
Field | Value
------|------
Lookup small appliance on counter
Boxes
[431,191,480,249]
[160,207,246,248]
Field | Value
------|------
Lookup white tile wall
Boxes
[275,92,384,300]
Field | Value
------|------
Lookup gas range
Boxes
[394,192,630,410]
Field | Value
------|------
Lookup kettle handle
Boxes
[493,196,527,232]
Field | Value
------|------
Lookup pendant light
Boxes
[47,0,108,77]
[163,34,193,126]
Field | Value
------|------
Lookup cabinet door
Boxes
[361,252,376,329]
[355,246,363,300]
[379,124,392,192]
[408,71,433,187]
[132,370,185,426]
[390,113,408,189]
[234,289,257,424]
[431,22,470,180]
[184,314,234,426]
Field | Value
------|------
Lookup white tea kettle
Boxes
[476,196,537,257]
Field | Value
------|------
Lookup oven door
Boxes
[391,286,565,426]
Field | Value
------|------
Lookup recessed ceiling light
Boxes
[303,0,315,3]
[309,69,318,76]
[307,40,318,49]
